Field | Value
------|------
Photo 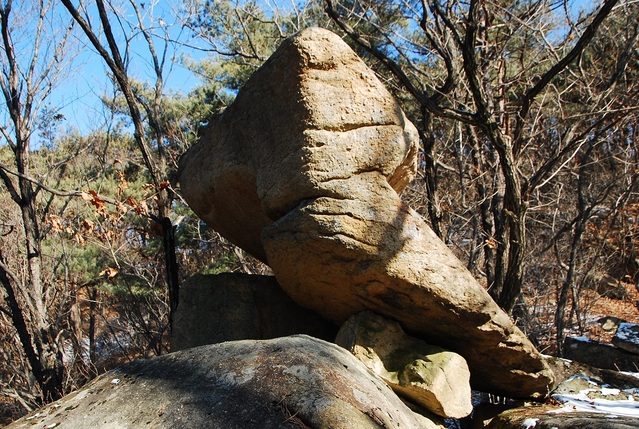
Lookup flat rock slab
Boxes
[613,323,639,355]
[487,406,639,429]
[544,355,639,391]
[6,336,441,429]
[171,273,336,351]
[564,336,639,372]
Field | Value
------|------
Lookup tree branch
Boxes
[0,163,117,204]
[514,0,619,148]
[61,0,162,189]
[324,0,477,125]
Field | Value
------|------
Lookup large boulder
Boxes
[262,175,553,397]
[336,311,472,419]
[171,273,336,351]
[179,27,418,263]
[6,336,441,429]
[178,27,553,398]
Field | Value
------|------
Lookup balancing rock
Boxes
[178,27,553,397]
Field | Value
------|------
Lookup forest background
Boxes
[1,0,638,424]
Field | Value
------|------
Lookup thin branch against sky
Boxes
[38,0,604,138]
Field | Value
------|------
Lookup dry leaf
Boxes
[47,215,63,233]
[81,218,94,231]
[73,233,86,245]
[485,238,498,249]
[99,267,118,279]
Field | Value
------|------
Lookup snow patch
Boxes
[616,323,639,343]
[522,417,539,428]
[551,374,639,418]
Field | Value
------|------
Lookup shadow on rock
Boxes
[5,336,442,429]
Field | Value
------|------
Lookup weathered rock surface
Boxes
[599,316,627,332]
[552,373,639,405]
[178,27,553,398]
[564,336,639,372]
[6,335,442,429]
[487,407,639,429]
[335,311,472,418]
[612,323,639,355]
[485,366,639,429]
[178,27,418,263]
[544,354,639,391]
[171,273,336,351]
[262,175,553,397]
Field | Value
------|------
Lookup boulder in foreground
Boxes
[6,335,441,429]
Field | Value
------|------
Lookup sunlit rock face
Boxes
[178,27,418,262]
[336,311,473,419]
[178,27,553,398]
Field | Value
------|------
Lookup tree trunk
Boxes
[489,130,527,314]
[420,110,443,238]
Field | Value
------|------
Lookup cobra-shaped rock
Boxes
[178,27,554,398]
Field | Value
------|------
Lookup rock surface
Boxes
[599,316,627,332]
[178,27,418,263]
[262,175,553,397]
[171,273,336,351]
[484,366,639,429]
[178,27,553,398]
[563,336,639,372]
[336,311,472,418]
[487,407,639,429]
[544,354,639,391]
[551,373,639,416]
[6,336,442,429]
[612,323,639,355]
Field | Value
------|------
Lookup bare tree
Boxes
[0,0,77,402]
[60,0,182,329]
[324,0,628,315]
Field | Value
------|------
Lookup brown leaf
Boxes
[485,238,498,249]
[85,190,107,215]
[73,233,86,245]
[138,200,149,215]
[81,218,94,231]
[99,267,118,279]
[47,214,63,233]
[125,195,138,207]
[116,201,128,214]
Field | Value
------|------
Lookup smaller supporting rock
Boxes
[336,311,472,419]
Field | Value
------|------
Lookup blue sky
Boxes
[46,0,598,139]
[47,0,208,137]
